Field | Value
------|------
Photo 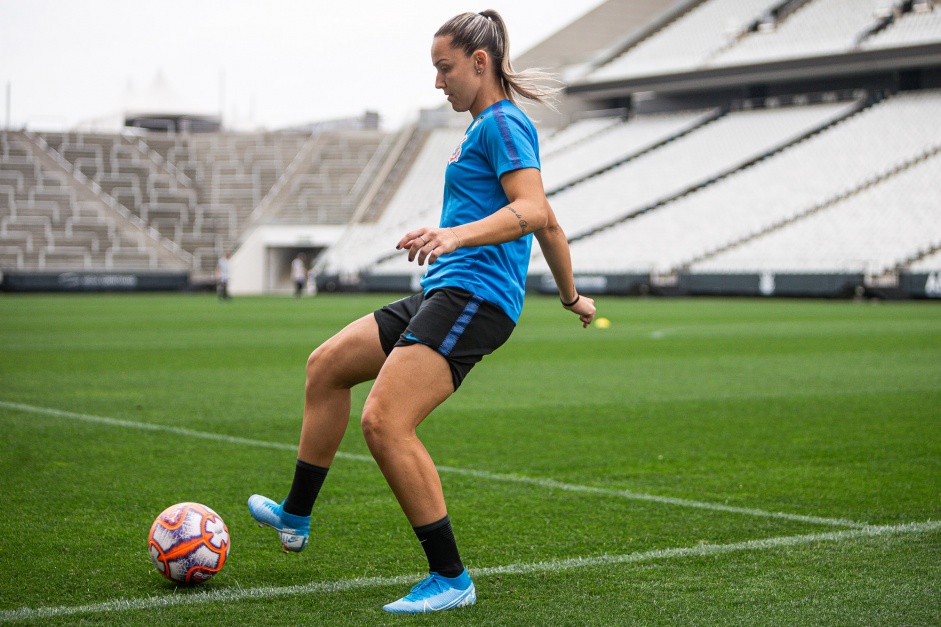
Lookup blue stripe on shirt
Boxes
[493,104,521,170]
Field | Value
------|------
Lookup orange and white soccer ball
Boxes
[148,502,230,585]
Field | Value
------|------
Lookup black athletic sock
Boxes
[414,514,464,578]
[282,459,329,517]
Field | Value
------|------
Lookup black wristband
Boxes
[560,294,580,307]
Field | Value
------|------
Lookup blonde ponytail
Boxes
[435,10,561,110]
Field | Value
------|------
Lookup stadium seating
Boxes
[862,4,941,49]
[710,0,895,67]
[319,126,465,276]
[588,0,783,81]
[540,109,716,192]
[909,249,941,272]
[0,128,390,276]
[588,0,941,83]
[540,100,855,243]
[269,132,389,225]
[692,150,941,273]
[540,116,624,157]
[546,90,941,275]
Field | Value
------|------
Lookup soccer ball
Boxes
[148,502,230,585]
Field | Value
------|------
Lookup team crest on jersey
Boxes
[448,139,464,164]
[449,116,485,165]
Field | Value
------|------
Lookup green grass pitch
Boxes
[1,293,939,625]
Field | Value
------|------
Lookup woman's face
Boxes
[431,36,481,114]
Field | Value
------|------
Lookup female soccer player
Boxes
[248,9,596,613]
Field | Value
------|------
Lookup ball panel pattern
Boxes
[148,502,230,584]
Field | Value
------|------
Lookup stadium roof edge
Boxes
[514,0,699,73]
[566,43,941,97]
[577,0,706,72]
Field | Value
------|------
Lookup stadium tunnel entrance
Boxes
[266,246,324,295]
[228,224,344,295]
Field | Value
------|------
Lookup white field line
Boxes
[0,400,864,529]
[1,520,937,623]
[433,465,866,528]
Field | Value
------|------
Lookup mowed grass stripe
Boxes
[2,521,936,623]
[0,400,864,528]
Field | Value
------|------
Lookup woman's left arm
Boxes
[397,168,549,265]
[533,205,596,328]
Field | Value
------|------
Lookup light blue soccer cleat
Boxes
[382,569,477,613]
[247,494,310,553]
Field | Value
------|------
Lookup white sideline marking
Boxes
[1,521,937,623]
[434,465,866,528]
[0,400,300,452]
[0,401,864,529]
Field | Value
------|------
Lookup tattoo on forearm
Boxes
[505,205,528,235]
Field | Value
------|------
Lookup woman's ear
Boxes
[473,51,488,75]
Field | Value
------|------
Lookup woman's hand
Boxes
[564,294,596,328]
[397,226,462,266]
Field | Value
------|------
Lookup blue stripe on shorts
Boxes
[438,294,484,356]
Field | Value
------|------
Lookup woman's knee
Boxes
[360,399,383,442]
[305,336,355,393]
[360,399,402,451]
[306,342,333,387]
[307,316,386,393]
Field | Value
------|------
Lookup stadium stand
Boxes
[862,2,941,49]
[587,0,784,81]
[540,100,857,240]
[319,126,465,277]
[692,150,941,273]
[542,89,941,276]
[0,127,389,281]
[266,132,390,225]
[2,0,940,297]
[910,248,941,272]
[709,0,899,67]
[540,115,624,157]
[540,109,718,191]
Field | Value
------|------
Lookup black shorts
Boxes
[374,288,516,390]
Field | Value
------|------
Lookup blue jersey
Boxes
[421,100,540,323]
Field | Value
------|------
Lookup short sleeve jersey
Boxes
[420,100,540,323]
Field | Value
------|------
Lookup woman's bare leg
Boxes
[248,314,388,551]
[360,343,455,527]
[298,313,388,466]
